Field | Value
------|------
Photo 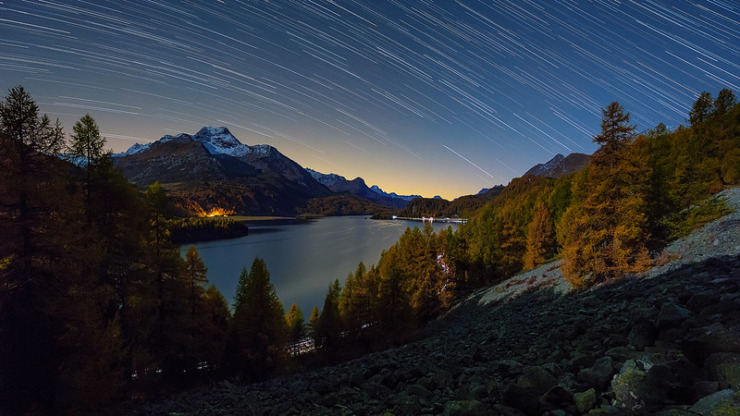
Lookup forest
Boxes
[0,86,738,414]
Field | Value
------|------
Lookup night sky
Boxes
[2,1,738,199]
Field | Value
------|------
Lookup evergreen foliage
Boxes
[560,102,652,287]
[168,216,248,244]
[285,303,305,356]
[0,88,235,413]
[232,258,287,380]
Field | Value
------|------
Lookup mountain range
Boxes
[113,127,590,217]
[306,168,416,210]
[114,127,332,216]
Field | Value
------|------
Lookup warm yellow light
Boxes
[200,207,235,217]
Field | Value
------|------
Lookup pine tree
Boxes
[184,246,209,319]
[316,279,342,356]
[0,88,70,413]
[713,88,736,117]
[689,91,714,126]
[561,102,651,287]
[285,303,305,356]
[0,87,125,413]
[523,199,555,270]
[233,258,287,380]
[308,306,321,344]
[199,285,231,374]
[68,114,107,224]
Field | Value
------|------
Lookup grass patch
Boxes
[663,195,732,240]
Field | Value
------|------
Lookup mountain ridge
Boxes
[114,127,332,216]
[523,152,590,178]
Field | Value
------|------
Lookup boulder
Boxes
[611,357,655,414]
[656,303,692,329]
[689,389,740,415]
[517,366,558,396]
[627,318,657,350]
[577,356,615,391]
[573,388,597,414]
[703,353,740,390]
[502,383,540,415]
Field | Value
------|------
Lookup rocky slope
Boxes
[115,189,740,415]
[524,153,591,179]
[114,127,332,216]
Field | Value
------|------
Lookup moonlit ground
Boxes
[1,1,737,198]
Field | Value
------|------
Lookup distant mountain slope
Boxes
[369,185,421,202]
[306,168,409,209]
[524,153,590,178]
[400,185,505,218]
[114,127,332,216]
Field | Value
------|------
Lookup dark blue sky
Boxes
[1,1,738,198]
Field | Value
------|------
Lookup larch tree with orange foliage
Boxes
[560,102,652,288]
[523,199,555,270]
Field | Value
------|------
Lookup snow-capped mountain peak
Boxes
[194,126,252,157]
[116,127,277,159]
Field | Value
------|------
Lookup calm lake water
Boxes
[184,216,456,314]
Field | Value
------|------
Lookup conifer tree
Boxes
[184,246,209,319]
[523,199,555,270]
[308,306,321,344]
[285,303,305,356]
[689,91,714,126]
[316,279,342,356]
[0,88,124,413]
[713,88,736,117]
[561,102,651,287]
[233,258,287,380]
[200,285,231,369]
[0,85,64,155]
[69,114,107,224]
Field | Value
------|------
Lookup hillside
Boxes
[116,188,740,415]
[400,185,505,218]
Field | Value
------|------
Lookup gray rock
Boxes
[627,318,657,350]
[541,384,573,407]
[517,366,558,396]
[689,389,740,415]
[611,358,652,414]
[573,387,597,414]
[577,356,615,391]
[656,303,692,329]
[700,323,740,354]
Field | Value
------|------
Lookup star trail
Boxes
[1,0,738,198]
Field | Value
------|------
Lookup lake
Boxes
[184,216,457,315]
